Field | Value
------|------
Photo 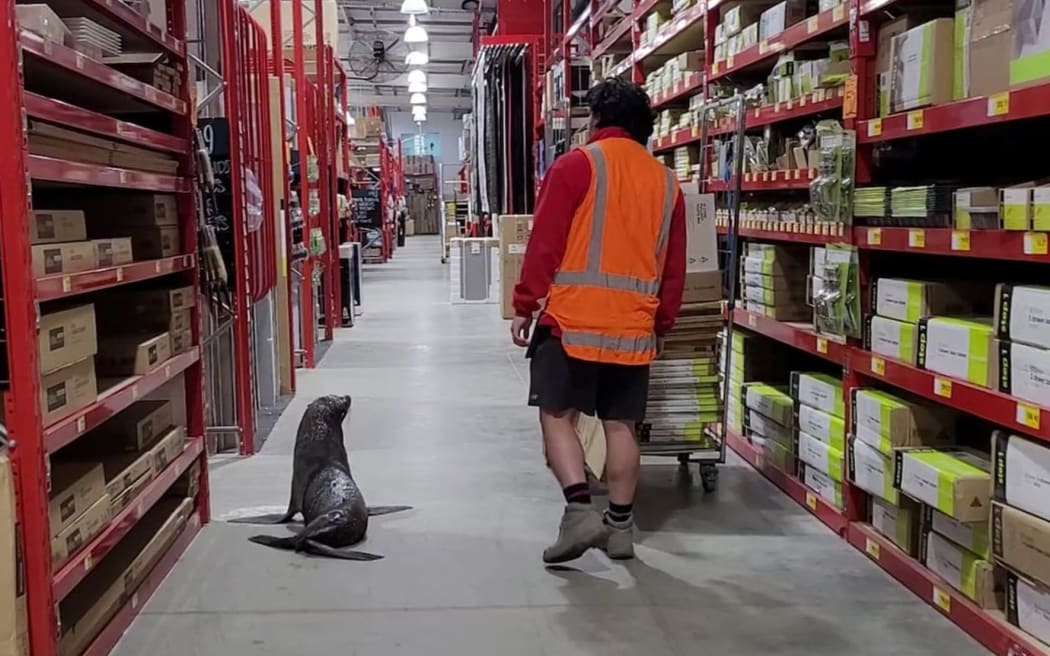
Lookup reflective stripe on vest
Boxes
[553,143,678,295]
[562,330,656,354]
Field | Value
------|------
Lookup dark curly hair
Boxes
[585,78,656,145]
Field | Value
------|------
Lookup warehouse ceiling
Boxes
[336,0,494,112]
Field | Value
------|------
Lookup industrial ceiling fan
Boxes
[345,23,409,83]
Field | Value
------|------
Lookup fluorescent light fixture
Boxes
[407,69,427,85]
[400,0,429,14]
[404,16,428,43]
[412,109,427,121]
[407,81,427,93]
[410,93,427,105]
[412,105,427,115]
[405,50,429,66]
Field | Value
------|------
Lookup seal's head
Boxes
[303,394,353,427]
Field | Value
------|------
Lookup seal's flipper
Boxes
[367,505,413,516]
[303,540,383,561]
[228,512,295,525]
[248,534,298,550]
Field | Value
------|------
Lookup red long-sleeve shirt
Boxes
[513,127,687,337]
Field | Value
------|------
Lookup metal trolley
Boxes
[636,94,748,493]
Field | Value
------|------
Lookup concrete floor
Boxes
[113,236,986,655]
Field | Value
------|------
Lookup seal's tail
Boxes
[367,505,413,516]
[227,511,294,525]
[248,534,298,550]
[303,540,383,560]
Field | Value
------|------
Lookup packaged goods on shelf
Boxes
[0,453,25,656]
[747,407,794,447]
[92,237,134,268]
[31,240,97,277]
[993,501,1050,589]
[993,432,1050,524]
[889,18,956,113]
[997,340,1050,406]
[917,316,996,387]
[801,462,844,507]
[886,185,956,227]
[38,305,97,375]
[105,53,185,96]
[63,17,122,57]
[872,496,920,556]
[953,186,1000,229]
[895,447,991,522]
[15,4,72,44]
[51,490,109,568]
[99,400,174,452]
[995,284,1050,351]
[41,357,97,425]
[58,497,194,656]
[643,10,668,45]
[921,530,1001,609]
[745,384,794,427]
[48,462,106,539]
[871,278,973,323]
[851,436,902,505]
[797,403,845,452]
[921,504,990,559]
[852,388,953,454]
[790,371,844,418]
[866,315,919,365]
[752,433,797,473]
[82,193,178,227]
[1005,571,1050,647]
[722,4,761,36]
[1007,0,1050,87]
[854,187,889,220]
[759,0,806,41]
[497,215,532,320]
[96,331,172,377]
[28,121,178,175]
[1002,184,1050,231]
[30,209,87,244]
[798,430,844,481]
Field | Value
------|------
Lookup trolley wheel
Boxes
[700,464,718,493]
[677,454,691,466]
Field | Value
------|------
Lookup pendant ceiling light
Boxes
[400,0,430,15]
[410,93,427,105]
[404,16,429,43]
[412,105,427,117]
[405,50,429,66]
[407,69,427,85]
[407,81,427,93]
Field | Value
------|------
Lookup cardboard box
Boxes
[50,493,110,567]
[752,434,796,474]
[954,186,1000,230]
[149,425,186,474]
[84,193,178,226]
[682,185,718,273]
[170,329,193,355]
[797,403,846,452]
[993,501,1050,589]
[998,340,1050,407]
[994,431,1050,524]
[91,238,133,268]
[917,316,996,387]
[723,3,762,35]
[798,430,844,481]
[1009,0,1050,88]
[1003,186,1037,230]
[759,0,805,41]
[498,215,532,320]
[791,372,845,418]
[889,18,956,112]
[851,388,952,455]
[15,4,70,44]
[0,453,27,656]
[1005,570,1050,647]
[872,496,921,556]
[996,284,1050,350]
[872,278,971,323]
[802,463,844,508]
[867,315,919,366]
[125,225,181,259]
[96,332,171,376]
[100,401,174,452]
[40,357,97,426]
[681,270,722,303]
[109,470,151,516]
[922,529,1001,608]
[1034,186,1050,231]
[896,447,992,521]
[48,462,106,538]
[851,437,901,504]
[30,210,86,244]
[354,116,383,139]
[922,504,990,558]
[746,408,794,448]
[745,384,794,427]
[38,305,97,375]
[30,241,96,278]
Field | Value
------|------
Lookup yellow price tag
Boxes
[871,357,886,376]
[1017,402,1041,430]
[712,61,720,75]
[62,276,71,293]
[1024,232,1048,256]
[816,338,828,354]
[951,230,971,252]
[906,110,924,131]
[76,416,86,432]
[867,119,882,137]
[934,377,953,398]
[908,229,925,248]
[792,169,801,180]
[115,268,124,282]
[867,228,882,245]
[933,586,951,613]
[84,553,93,572]
[727,53,735,68]
[865,538,880,560]
[806,492,818,510]
[987,92,1010,117]
[807,16,819,33]
[75,52,85,70]
[833,4,845,21]
[759,40,769,54]
[748,313,757,328]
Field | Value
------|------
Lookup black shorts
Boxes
[527,326,649,422]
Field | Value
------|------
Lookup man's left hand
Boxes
[655,336,665,358]
[511,315,533,347]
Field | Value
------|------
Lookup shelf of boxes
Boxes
[715,220,849,244]
[1,0,210,655]
[732,308,848,364]
[706,169,816,191]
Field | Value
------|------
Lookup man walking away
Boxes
[510,78,686,564]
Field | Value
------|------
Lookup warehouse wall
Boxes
[386,110,464,180]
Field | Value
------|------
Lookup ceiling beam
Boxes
[348,91,471,110]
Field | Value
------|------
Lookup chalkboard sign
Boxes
[351,187,381,228]
[199,118,236,290]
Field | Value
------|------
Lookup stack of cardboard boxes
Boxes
[740,243,810,321]
[793,371,847,508]
[497,215,533,320]
[995,284,1050,410]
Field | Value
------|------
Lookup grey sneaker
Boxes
[543,503,606,564]
[602,514,635,560]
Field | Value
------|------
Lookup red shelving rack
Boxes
[0,1,208,655]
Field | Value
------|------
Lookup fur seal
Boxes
[228,394,411,560]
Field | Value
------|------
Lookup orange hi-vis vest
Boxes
[545,137,680,365]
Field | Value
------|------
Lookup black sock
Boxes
[563,482,591,505]
[606,502,633,524]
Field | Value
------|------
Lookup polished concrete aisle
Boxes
[114,236,985,655]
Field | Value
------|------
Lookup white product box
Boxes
[994,431,1050,524]
[798,430,844,481]
[851,437,899,504]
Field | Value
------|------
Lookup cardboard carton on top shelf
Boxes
[30,210,86,245]
[889,18,956,113]
[38,304,97,375]
[994,283,1050,351]
[722,3,762,36]
[759,0,806,41]
[969,0,1013,97]
[30,241,96,278]
[96,331,172,376]
[48,461,106,538]
[40,357,97,427]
